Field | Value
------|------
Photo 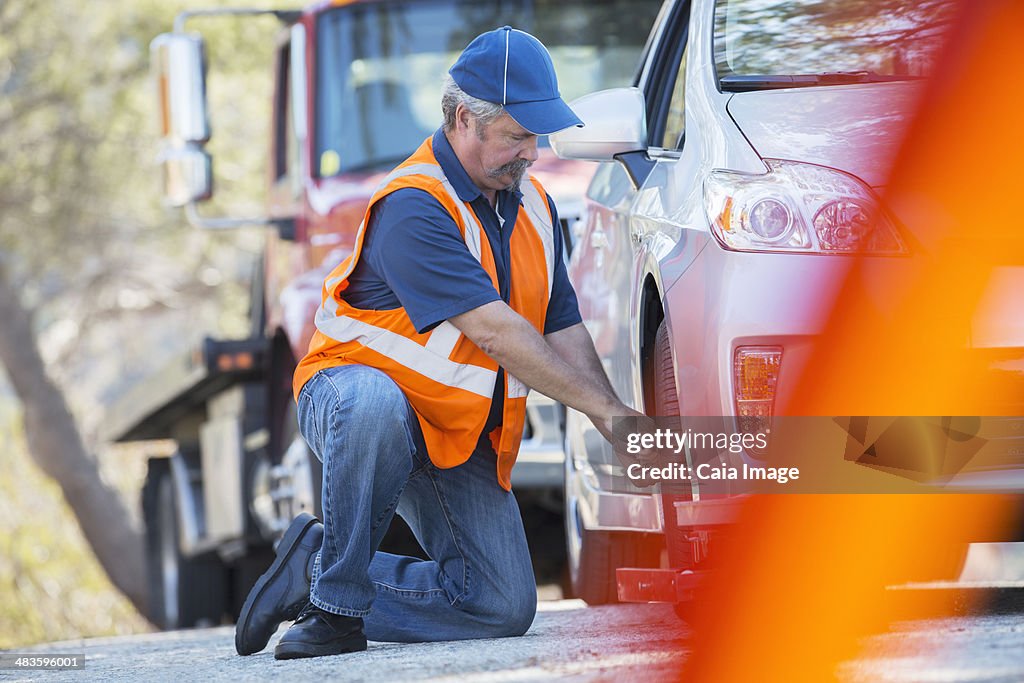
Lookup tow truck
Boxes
[108,0,661,628]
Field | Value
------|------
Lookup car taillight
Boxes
[704,160,905,254]
[734,346,782,456]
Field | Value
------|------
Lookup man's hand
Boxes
[589,408,660,465]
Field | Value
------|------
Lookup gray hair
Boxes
[441,74,504,133]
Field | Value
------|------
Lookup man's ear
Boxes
[455,103,473,135]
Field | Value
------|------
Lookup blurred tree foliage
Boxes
[0,415,152,648]
[0,0,291,641]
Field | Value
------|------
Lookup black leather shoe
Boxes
[274,603,367,660]
[235,513,323,656]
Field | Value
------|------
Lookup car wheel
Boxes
[650,319,680,417]
[646,320,695,574]
[141,458,227,629]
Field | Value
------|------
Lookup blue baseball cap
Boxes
[449,26,583,136]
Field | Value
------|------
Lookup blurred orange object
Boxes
[681,2,1024,681]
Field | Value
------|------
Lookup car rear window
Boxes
[714,0,958,91]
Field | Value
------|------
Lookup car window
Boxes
[714,0,957,91]
[660,44,688,149]
[586,161,633,207]
[643,0,691,150]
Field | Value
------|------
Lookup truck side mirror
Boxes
[157,145,212,207]
[151,32,213,206]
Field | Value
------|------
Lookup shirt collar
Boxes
[431,127,523,205]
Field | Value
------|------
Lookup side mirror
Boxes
[158,145,212,207]
[550,88,647,162]
[152,32,210,144]
[151,32,212,206]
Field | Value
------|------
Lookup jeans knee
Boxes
[504,592,537,636]
[341,366,409,422]
[464,586,537,637]
[312,366,420,473]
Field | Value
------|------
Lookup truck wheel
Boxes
[142,458,227,629]
[566,488,658,604]
[572,518,616,604]
[573,530,659,604]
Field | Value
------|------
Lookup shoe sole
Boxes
[235,513,320,656]
[274,632,368,660]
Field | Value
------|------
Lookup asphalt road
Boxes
[839,612,1024,683]
[5,600,688,682]
[7,591,1024,682]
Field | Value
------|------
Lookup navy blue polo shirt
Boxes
[345,127,582,452]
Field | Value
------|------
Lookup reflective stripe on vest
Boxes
[519,178,556,301]
[314,312,497,398]
[508,178,555,399]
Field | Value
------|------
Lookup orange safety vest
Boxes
[294,136,556,491]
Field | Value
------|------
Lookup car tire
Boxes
[647,320,695,572]
[141,458,227,629]
[650,319,680,417]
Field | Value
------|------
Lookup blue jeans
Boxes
[296,365,537,642]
